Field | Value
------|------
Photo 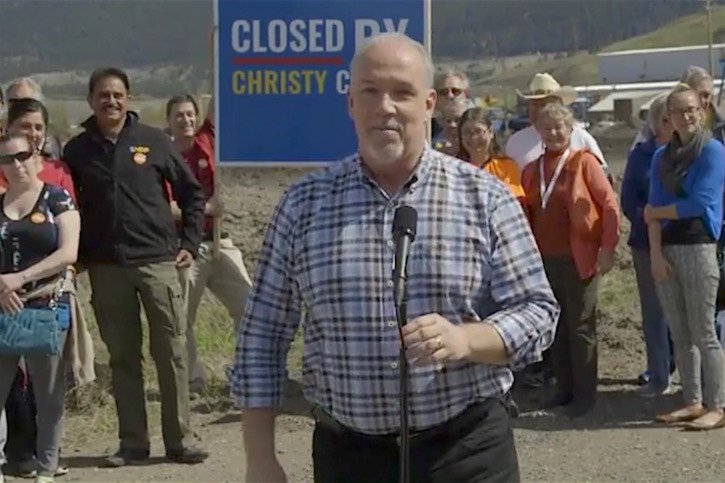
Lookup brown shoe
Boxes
[683,411,725,431]
[655,407,707,424]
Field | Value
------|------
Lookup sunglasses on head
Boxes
[0,150,34,165]
[437,87,464,97]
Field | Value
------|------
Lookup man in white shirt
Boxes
[506,73,607,171]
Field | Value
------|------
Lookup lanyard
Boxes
[538,149,570,210]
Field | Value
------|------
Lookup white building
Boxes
[574,80,723,120]
[598,43,725,84]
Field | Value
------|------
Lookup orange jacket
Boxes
[522,149,620,279]
[477,155,526,200]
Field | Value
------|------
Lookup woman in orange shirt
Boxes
[457,107,525,202]
[521,103,620,418]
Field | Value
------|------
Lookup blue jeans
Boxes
[632,249,672,389]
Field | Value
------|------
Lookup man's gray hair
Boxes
[350,32,434,88]
[6,77,44,102]
[680,65,712,89]
[434,69,470,91]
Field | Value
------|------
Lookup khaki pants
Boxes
[179,238,253,387]
[88,261,193,452]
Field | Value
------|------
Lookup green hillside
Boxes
[460,5,725,103]
[605,5,725,52]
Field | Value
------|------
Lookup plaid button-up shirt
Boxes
[232,147,559,435]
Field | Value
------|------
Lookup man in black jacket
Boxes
[63,67,207,467]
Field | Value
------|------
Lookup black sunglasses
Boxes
[6,97,36,105]
[436,87,464,97]
[0,150,34,165]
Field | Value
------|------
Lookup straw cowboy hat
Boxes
[517,73,577,106]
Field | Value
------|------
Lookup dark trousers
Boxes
[312,399,519,483]
[4,368,36,463]
[543,256,599,405]
[88,262,192,452]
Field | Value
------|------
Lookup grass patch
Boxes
[604,6,725,52]
[66,270,307,428]
[599,256,639,322]
[64,273,237,439]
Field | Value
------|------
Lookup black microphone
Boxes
[392,205,417,483]
[392,205,418,310]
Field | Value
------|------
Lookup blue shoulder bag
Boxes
[0,278,69,357]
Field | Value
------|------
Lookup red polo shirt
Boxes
[0,157,77,203]
[181,119,215,234]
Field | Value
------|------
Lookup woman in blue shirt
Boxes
[621,94,675,397]
[646,84,725,430]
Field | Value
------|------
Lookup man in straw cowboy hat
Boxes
[505,73,609,392]
[505,73,607,171]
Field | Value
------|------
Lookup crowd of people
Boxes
[0,29,724,482]
[426,64,725,428]
[231,35,725,482]
[0,60,253,481]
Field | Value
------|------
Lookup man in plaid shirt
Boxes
[233,33,559,483]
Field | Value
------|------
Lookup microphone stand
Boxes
[392,205,416,483]
[395,290,410,483]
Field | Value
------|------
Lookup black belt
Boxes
[312,397,500,448]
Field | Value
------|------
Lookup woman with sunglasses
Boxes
[0,132,79,483]
[1,99,75,202]
[0,98,87,480]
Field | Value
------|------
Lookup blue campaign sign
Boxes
[214,0,430,166]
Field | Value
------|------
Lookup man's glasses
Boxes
[436,87,464,97]
[0,150,34,165]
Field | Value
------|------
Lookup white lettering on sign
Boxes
[231,19,344,54]
[336,70,350,94]
[354,18,409,51]
[268,20,286,53]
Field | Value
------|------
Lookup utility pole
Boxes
[706,0,715,76]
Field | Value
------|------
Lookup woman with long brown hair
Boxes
[646,84,725,430]
[457,107,525,202]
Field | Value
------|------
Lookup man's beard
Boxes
[367,140,405,165]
